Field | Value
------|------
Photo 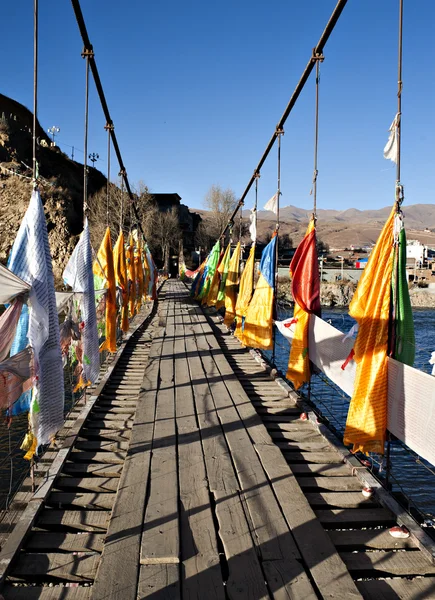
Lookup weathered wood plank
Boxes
[90,311,165,599]
[296,476,362,491]
[47,492,114,510]
[288,463,351,476]
[9,552,100,582]
[262,559,317,600]
[26,531,105,552]
[37,509,109,532]
[74,439,129,452]
[305,491,377,508]
[174,308,224,599]
[2,586,91,599]
[138,564,181,599]
[316,508,396,528]
[341,550,435,576]
[254,442,361,599]
[141,308,179,565]
[356,577,435,600]
[213,490,273,600]
[283,451,344,464]
[62,463,123,477]
[55,476,119,493]
[328,528,417,550]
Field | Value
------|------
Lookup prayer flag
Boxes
[264,193,278,215]
[286,218,321,390]
[384,114,400,163]
[94,227,118,349]
[243,236,277,349]
[223,242,241,326]
[234,244,256,340]
[113,230,129,333]
[343,208,395,455]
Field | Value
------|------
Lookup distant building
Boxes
[150,193,201,254]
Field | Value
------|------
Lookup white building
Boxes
[406,240,427,266]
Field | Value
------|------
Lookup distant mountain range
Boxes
[259,204,435,229]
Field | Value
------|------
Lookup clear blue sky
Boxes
[2,0,434,213]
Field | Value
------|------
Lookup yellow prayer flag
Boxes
[95,227,117,352]
[113,230,129,333]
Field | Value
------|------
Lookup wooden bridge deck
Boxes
[0,279,435,599]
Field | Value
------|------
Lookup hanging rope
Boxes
[82,47,94,221]
[311,51,324,219]
[32,0,38,186]
[104,123,114,226]
[395,0,404,210]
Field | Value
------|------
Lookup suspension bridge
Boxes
[1,0,435,598]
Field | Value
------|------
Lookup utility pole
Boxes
[47,125,60,147]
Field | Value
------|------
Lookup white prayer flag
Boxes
[249,209,257,242]
[264,193,278,214]
[384,114,400,163]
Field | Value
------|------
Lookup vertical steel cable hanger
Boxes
[104,123,114,227]
[220,0,348,238]
[311,51,324,220]
[82,47,92,221]
[32,0,38,186]
[395,0,404,209]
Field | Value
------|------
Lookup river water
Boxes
[264,306,435,523]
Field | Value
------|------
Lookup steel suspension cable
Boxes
[32,0,38,185]
[395,0,404,207]
[70,0,146,238]
[220,0,348,238]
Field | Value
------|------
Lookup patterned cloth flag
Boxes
[286,218,321,390]
[391,214,415,365]
[198,240,221,301]
[93,227,117,351]
[249,209,257,242]
[384,114,400,163]
[264,193,278,214]
[243,236,277,349]
[8,190,64,447]
[343,207,395,455]
[113,230,129,333]
[216,243,233,310]
[234,244,256,339]
[224,242,241,326]
[127,234,136,317]
[63,218,100,386]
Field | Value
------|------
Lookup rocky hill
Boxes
[0,93,107,283]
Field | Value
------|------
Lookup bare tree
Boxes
[203,184,237,241]
[148,206,182,272]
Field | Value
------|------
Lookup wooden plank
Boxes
[62,463,123,477]
[296,475,362,491]
[74,439,129,452]
[47,492,114,510]
[315,508,396,528]
[283,451,343,464]
[213,490,273,600]
[26,531,105,552]
[90,311,165,599]
[268,429,321,442]
[77,419,133,430]
[262,560,317,600]
[138,564,180,599]
[174,307,224,599]
[55,476,119,493]
[141,307,179,565]
[9,552,100,583]
[289,463,351,476]
[274,441,331,452]
[305,491,377,508]
[37,509,110,532]
[356,578,435,600]
[341,550,435,576]
[328,528,418,550]
[66,451,125,464]
[254,443,361,599]
[2,586,92,599]
[78,428,131,441]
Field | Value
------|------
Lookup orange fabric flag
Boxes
[235,244,255,340]
[343,207,395,455]
[127,235,136,318]
[286,218,321,390]
[113,230,129,333]
[223,242,241,326]
[242,236,277,350]
[93,227,117,352]
[135,245,144,312]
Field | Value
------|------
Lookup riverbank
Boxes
[277,279,435,308]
